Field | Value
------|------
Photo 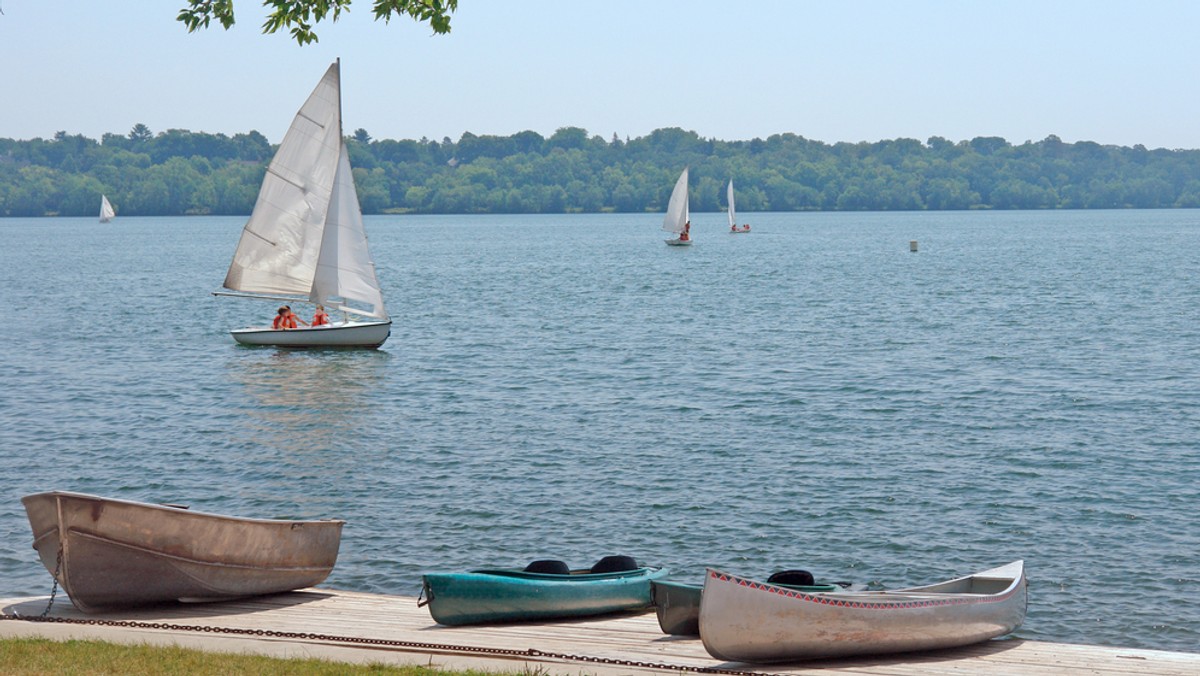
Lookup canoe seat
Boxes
[767,569,815,586]
[590,555,638,573]
[524,559,570,575]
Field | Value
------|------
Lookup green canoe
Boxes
[420,556,669,626]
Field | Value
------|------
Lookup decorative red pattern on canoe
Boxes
[709,570,1019,610]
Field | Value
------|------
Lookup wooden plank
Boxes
[2,589,1197,675]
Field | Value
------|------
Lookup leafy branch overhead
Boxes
[177,0,458,45]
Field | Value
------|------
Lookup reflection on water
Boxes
[227,349,390,455]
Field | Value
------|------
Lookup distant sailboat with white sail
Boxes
[214,60,391,348]
[663,168,692,246]
[99,195,115,223]
[727,180,749,233]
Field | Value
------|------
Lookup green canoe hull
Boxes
[422,567,669,626]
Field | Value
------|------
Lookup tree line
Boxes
[3,124,1200,217]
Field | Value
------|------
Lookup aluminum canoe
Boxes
[699,560,1026,662]
[22,491,345,613]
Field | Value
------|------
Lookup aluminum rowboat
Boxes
[22,491,345,613]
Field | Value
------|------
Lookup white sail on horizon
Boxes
[99,195,114,223]
[662,168,689,234]
[727,180,736,229]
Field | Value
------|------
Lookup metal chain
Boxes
[39,549,63,618]
[9,549,62,620]
[0,612,764,675]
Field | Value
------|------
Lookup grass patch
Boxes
[0,637,520,675]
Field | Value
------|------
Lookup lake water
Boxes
[0,210,1197,653]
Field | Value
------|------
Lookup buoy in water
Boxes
[910,240,918,252]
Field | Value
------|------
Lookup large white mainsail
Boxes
[662,167,689,235]
[727,180,736,229]
[99,195,115,223]
[221,61,386,320]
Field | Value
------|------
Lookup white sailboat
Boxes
[727,180,737,232]
[727,180,749,233]
[99,195,115,223]
[215,60,391,348]
[663,167,692,246]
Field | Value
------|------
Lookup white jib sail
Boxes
[99,195,114,222]
[727,180,736,229]
[662,167,689,234]
[222,63,343,298]
[311,141,387,319]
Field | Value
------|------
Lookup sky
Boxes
[3,1,1200,149]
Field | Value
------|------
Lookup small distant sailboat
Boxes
[99,195,115,223]
[663,167,692,246]
[214,60,391,348]
[727,180,749,233]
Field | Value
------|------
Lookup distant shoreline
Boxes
[5,129,1200,217]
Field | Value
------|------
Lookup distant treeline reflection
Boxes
[4,125,1200,216]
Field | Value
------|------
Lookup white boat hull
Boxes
[231,320,392,348]
[700,561,1026,663]
[665,238,693,246]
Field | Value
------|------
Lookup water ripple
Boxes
[0,212,1197,653]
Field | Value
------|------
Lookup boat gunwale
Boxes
[22,491,347,528]
[431,566,667,583]
[704,561,1024,611]
[653,578,841,595]
[230,320,392,337]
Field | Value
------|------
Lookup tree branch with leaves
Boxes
[178,0,458,46]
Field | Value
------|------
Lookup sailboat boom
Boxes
[212,291,310,304]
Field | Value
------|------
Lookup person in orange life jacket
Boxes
[272,306,289,330]
[312,305,330,327]
[680,220,691,241]
[285,306,308,329]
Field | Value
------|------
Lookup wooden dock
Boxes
[3,589,1197,675]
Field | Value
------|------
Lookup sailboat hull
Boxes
[665,238,693,246]
[231,320,392,348]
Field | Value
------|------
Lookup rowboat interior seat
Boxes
[767,569,815,586]
[590,555,638,573]
[524,559,571,575]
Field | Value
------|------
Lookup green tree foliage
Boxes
[4,128,1200,217]
[177,0,458,46]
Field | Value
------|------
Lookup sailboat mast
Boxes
[336,57,343,139]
